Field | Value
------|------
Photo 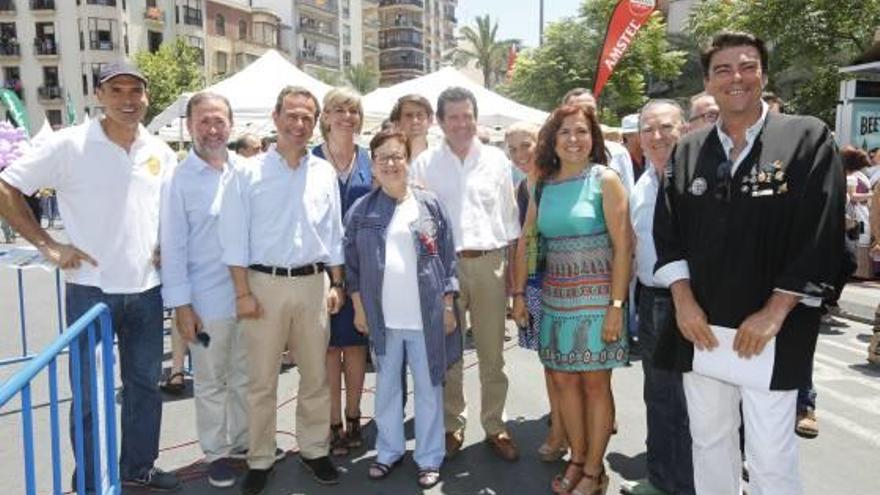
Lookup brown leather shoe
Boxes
[445,430,464,459]
[485,431,519,461]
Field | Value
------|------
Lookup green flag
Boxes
[65,91,76,126]
[0,88,30,136]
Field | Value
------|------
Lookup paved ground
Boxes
[0,233,878,494]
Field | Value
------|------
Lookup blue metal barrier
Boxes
[0,266,65,367]
[0,303,120,495]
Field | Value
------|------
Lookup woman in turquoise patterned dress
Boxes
[513,104,631,495]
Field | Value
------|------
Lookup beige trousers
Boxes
[243,270,331,468]
[444,249,509,436]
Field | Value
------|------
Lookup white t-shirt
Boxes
[0,119,177,293]
[381,194,423,330]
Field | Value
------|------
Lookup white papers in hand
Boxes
[691,325,775,390]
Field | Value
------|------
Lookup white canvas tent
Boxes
[148,50,333,141]
[362,67,548,130]
[30,116,55,148]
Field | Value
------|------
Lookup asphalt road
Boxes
[0,237,878,494]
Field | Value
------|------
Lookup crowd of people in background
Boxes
[0,29,874,495]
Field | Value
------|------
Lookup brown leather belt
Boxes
[458,248,500,259]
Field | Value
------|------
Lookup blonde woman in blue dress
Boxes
[513,104,631,495]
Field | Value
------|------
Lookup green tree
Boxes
[450,15,518,89]
[313,68,341,87]
[344,64,379,94]
[688,0,880,123]
[134,38,205,121]
[501,0,685,119]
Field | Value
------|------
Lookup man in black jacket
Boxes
[652,32,844,495]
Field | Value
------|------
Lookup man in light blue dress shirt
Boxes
[219,86,347,494]
[160,92,248,489]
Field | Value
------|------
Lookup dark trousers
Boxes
[638,287,695,495]
[66,284,164,484]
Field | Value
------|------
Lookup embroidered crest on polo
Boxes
[145,156,161,176]
[689,177,707,196]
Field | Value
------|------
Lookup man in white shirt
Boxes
[160,92,248,488]
[410,87,521,461]
[219,86,346,494]
[0,63,179,491]
[623,99,694,495]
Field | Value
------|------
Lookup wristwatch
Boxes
[608,299,625,309]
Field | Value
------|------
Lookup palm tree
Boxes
[345,64,379,94]
[451,15,518,89]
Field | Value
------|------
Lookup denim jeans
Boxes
[374,328,444,470]
[66,283,164,484]
[796,361,816,413]
[638,287,695,495]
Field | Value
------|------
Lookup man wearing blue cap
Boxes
[0,62,180,491]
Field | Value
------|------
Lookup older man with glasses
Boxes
[686,92,720,133]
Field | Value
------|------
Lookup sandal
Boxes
[159,371,186,395]
[570,467,608,495]
[551,461,584,494]
[330,423,349,456]
[537,440,569,462]
[417,468,440,489]
[368,457,403,480]
[346,414,363,449]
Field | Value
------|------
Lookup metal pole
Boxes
[539,0,545,46]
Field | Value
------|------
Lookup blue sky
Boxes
[457,0,584,48]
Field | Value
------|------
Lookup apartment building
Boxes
[377,0,456,86]
[0,0,208,130]
[205,0,283,83]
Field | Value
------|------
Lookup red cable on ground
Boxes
[155,339,520,484]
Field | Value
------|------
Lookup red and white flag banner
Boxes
[593,0,657,98]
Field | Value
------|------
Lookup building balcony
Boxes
[239,35,278,49]
[34,38,59,57]
[38,85,63,102]
[379,0,423,8]
[299,24,338,41]
[0,41,20,58]
[30,0,55,11]
[89,39,115,51]
[297,0,338,16]
[0,0,15,14]
[3,81,24,100]
[299,49,339,68]
[86,0,117,6]
[380,59,424,71]
[364,41,379,52]
[182,6,202,27]
[144,6,164,24]
[382,19,423,30]
[380,38,422,50]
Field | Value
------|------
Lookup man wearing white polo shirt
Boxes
[219,86,345,494]
[0,63,179,491]
[160,92,248,488]
[411,87,521,461]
